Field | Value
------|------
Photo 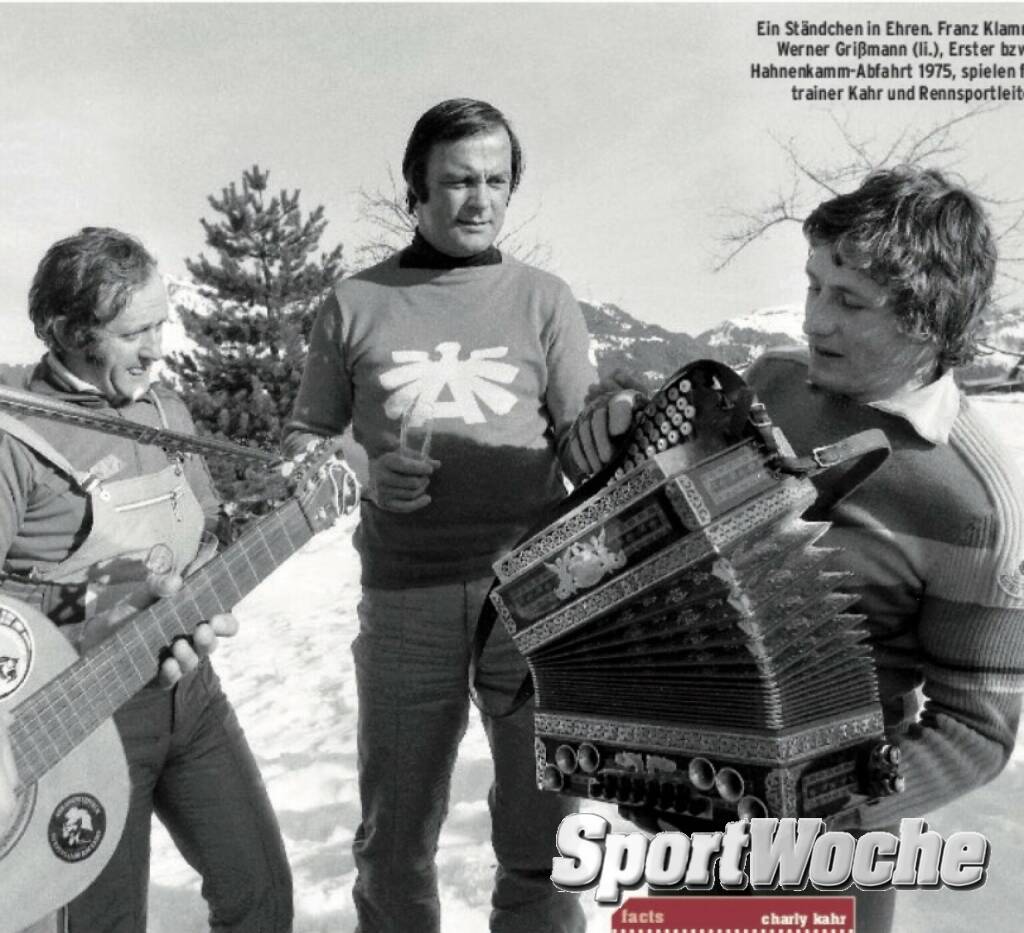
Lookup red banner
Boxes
[612,896,856,933]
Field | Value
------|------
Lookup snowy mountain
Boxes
[695,304,806,368]
[972,302,1024,380]
[580,301,706,389]
[585,298,1023,388]
[162,274,212,358]
[581,300,806,386]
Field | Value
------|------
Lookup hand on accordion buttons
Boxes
[567,383,644,479]
[146,571,240,687]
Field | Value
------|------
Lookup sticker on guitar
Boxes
[0,604,33,700]
[48,794,106,863]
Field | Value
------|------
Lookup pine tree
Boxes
[167,165,344,525]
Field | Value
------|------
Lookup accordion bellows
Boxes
[490,361,899,823]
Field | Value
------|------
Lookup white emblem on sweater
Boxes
[380,342,519,425]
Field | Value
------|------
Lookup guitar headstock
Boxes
[285,437,361,533]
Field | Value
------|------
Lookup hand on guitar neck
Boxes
[147,570,240,687]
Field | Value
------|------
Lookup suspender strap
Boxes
[0,411,92,490]
[470,585,536,719]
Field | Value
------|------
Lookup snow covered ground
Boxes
[149,395,1024,933]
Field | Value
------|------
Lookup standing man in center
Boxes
[285,99,593,932]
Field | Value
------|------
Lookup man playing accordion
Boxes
[567,166,1024,931]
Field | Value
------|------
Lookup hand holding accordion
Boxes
[489,361,903,828]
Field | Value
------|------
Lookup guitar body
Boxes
[0,440,355,933]
[0,597,129,933]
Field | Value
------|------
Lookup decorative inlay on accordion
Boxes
[490,361,901,824]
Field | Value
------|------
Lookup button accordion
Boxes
[488,361,902,825]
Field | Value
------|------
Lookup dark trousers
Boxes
[65,661,293,933]
[351,581,585,933]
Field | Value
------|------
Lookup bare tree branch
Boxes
[714,105,1017,274]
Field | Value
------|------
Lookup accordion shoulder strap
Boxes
[776,427,891,516]
[470,583,535,719]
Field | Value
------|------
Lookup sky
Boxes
[3,2,1024,362]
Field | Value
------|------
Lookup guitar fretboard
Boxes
[10,498,314,787]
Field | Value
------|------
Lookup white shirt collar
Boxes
[867,368,961,445]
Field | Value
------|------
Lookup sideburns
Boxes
[79,330,105,367]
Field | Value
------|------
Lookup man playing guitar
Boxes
[0,229,292,932]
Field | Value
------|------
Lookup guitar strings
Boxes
[9,501,316,786]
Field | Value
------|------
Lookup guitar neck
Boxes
[11,498,315,786]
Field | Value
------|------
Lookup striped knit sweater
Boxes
[747,349,1024,826]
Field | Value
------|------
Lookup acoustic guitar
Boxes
[0,442,354,932]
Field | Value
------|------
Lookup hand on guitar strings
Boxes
[565,369,648,479]
[147,572,240,687]
[0,710,18,827]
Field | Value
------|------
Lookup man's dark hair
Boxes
[29,227,158,350]
[803,166,997,368]
[401,98,523,213]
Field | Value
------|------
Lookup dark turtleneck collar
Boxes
[399,229,502,269]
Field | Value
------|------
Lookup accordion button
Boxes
[688,757,716,792]
[886,775,906,795]
[714,767,746,803]
[541,766,564,791]
[873,743,901,767]
[577,743,601,773]
[737,796,769,819]
[555,744,578,774]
